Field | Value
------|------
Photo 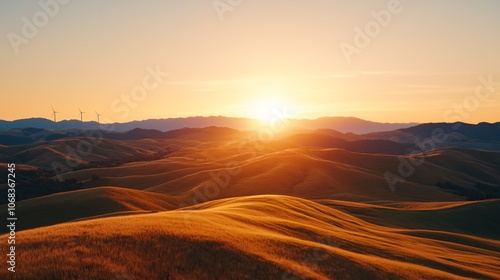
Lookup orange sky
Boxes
[1,1,499,123]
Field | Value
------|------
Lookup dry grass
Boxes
[60,145,500,204]
[29,139,498,210]
[0,138,176,169]
[1,195,499,279]
[8,187,180,232]
[318,198,500,239]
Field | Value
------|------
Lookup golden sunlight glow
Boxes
[252,95,289,124]
[2,2,500,123]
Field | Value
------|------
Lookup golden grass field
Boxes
[2,195,499,279]
[1,134,499,279]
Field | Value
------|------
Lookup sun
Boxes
[252,97,288,124]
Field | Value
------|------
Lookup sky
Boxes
[1,0,499,124]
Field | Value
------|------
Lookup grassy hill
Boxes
[0,138,176,169]
[2,195,498,279]
[76,146,495,203]
[5,187,179,232]
[3,143,498,236]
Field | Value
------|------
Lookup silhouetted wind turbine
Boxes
[51,106,59,122]
[95,111,102,124]
[78,108,86,122]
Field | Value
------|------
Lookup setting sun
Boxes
[252,97,289,124]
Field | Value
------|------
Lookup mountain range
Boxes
[1,122,499,154]
[0,116,417,134]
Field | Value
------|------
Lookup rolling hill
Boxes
[1,195,498,279]
[11,186,179,232]
[5,145,499,234]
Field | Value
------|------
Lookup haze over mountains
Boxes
[0,116,417,134]
[1,119,499,154]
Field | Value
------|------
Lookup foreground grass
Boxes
[1,195,499,279]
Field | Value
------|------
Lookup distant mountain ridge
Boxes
[0,116,417,134]
[362,122,500,151]
[1,121,499,152]
[0,127,242,146]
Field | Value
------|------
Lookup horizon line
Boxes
[1,115,499,126]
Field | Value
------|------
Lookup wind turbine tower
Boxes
[95,111,102,124]
[78,108,86,122]
[51,106,59,122]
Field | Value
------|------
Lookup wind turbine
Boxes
[95,111,102,124]
[51,106,59,122]
[78,108,86,122]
